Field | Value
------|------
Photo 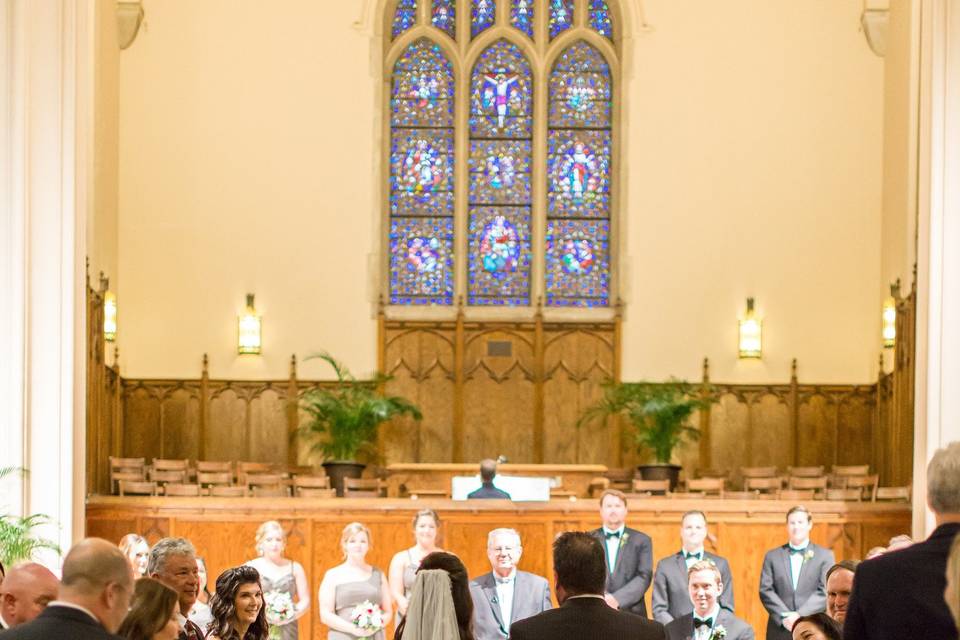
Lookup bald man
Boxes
[0,563,59,629]
[2,538,133,639]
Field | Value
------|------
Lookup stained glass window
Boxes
[546,42,612,306]
[588,0,613,39]
[390,40,456,305]
[432,0,456,38]
[511,0,533,37]
[471,0,496,38]
[468,41,533,305]
[549,0,574,39]
[392,0,418,39]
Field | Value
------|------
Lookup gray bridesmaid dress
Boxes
[262,563,299,640]
[328,568,385,640]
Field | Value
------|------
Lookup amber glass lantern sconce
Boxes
[103,291,117,342]
[738,297,762,359]
[238,293,262,355]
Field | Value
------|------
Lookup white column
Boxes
[913,0,960,538]
[0,0,93,566]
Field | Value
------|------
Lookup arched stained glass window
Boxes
[392,0,418,39]
[588,0,613,39]
[389,40,456,305]
[432,0,456,39]
[511,0,533,37]
[472,0,496,38]
[468,41,533,305]
[546,42,611,307]
[549,0,574,39]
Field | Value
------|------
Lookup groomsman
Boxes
[590,489,654,617]
[652,510,734,624]
[665,560,753,640]
[759,506,834,640]
[469,528,552,640]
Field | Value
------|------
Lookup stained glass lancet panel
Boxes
[546,42,612,307]
[471,0,496,38]
[467,41,533,306]
[432,0,456,39]
[392,0,418,40]
[549,0,574,39]
[588,0,613,39]
[511,0,533,37]
[389,40,456,305]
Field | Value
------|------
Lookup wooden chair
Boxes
[722,491,757,500]
[252,486,289,498]
[197,471,233,489]
[149,458,190,483]
[788,476,828,498]
[196,460,234,476]
[109,457,146,494]
[119,480,157,496]
[787,465,825,478]
[826,488,864,501]
[604,468,635,492]
[875,485,911,502]
[687,477,725,497]
[297,487,337,498]
[695,468,730,480]
[831,464,870,488]
[237,462,275,484]
[845,474,880,501]
[246,473,286,492]
[778,489,816,501]
[744,477,781,495]
[588,477,610,498]
[292,475,330,490]
[740,466,779,491]
[163,483,200,497]
[631,479,670,496]
[209,485,247,497]
[343,478,386,498]
[669,491,706,499]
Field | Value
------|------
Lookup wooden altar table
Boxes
[383,462,608,497]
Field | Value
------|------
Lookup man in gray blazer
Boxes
[759,505,835,640]
[589,489,654,617]
[652,510,734,625]
[469,528,552,640]
[665,560,753,640]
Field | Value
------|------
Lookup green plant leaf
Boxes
[0,513,61,567]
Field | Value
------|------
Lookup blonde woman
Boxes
[319,522,392,639]
[245,520,310,640]
[388,509,442,620]
[119,533,150,579]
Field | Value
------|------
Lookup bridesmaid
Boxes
[119,534,150,579]
[319,522,392,639]
[245,520,310,640]
[388,509,442,620]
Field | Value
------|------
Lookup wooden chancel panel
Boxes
[797,392,835,467]
[160,386,201,460]
[710,392,751,478]
[749,391,793,472]
[123,383,162,459]
[207,386,248,461]
[837,390,874,466]
[248,386,290,465]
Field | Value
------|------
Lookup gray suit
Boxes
[590,526,653,617]
[758,543,834,640]
[652,551,735,624]
[469,570,552,640]
[665,608,754,640]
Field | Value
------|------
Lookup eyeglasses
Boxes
[490,546,518,554]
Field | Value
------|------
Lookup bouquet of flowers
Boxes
[264,590,295,639]
[350,600,385,633]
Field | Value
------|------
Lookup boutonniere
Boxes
[619,531,630,550]
[803,549,815,562]
[710,624,727,640]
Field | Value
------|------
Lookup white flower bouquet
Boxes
[350,600,385,633]
[264,590,295,639]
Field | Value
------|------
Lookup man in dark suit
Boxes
[652,510,734,625]
[665,560,753,640]
[510,531,666,640]
[759,505,835,640]
[469,528,552,639]
[467,459,512,499]
[844,441,960,640]
[0,562,59,630]
[2,538,133,639]
[589,489,653,617]
[148,537,204,640]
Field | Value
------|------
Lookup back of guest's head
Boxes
[928,441,960,514]
[209,565,268,640]
[147,537,196,575]
[61,538,135,633]
[396,552,474,640]
[479,459,497,482]
[791,613,843,640]
[118,578,178,640]
[946,533,960,631]
[553,531,606,596]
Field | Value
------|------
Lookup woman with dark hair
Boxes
[118,577,180,640]
[791,612,843,640]
[207,566,269,640]
[394,552,474,640]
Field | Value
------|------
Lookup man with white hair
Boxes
[147,537,203,640]
[0,562,59,629]
[844,441,960,639]
[469,528,552,640]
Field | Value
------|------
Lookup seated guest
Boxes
[844,441,960,640]
[2,537,133,639]
[824,561,858,625]
[509,531,665,640]
[245,521,309,639]
[206,566,268,640]
[0,562,59,629]
[791,613,842,640]
[318,522,391,639]
[591,489,653,617]
[665,560,753,640]
[389,509,443,621]
[119,534,150,580]
[187,557,213,631]
[147,537,204,640]
[947,533,960,631]
[467,460,511,500]
[653,510,734,624]
[118,578,180,640]
[469,528,551,640]
[395,552,474,640]
[759,505,834,640]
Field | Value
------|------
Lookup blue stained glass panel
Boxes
[549,0,574,39]
[471,0,496,38]
[545,219,609,307]
[469,140,532,205]
[392,0,418,39]
[468,207,531,305]
[390,217,455,305]
[470,41,533,139]
[511,0,533,37]
[432,0,456,38]
[391,130,455,217]
[549,42,611,128]
[547,129,611,218]
[588,0,613,39]
[391,41,454,128]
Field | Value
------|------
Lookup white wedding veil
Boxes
[401,568,460,639]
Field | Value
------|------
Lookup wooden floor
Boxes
[86,496,910,640]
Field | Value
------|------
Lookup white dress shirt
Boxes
[494,569,517,631]
[788,540,809,589]
[693,604,720,640]
[603,525,625,571]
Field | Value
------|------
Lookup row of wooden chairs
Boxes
[118,476,387,498]
[109,457,321,495]
[626,478,910,502]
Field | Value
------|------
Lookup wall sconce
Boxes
[882,296,896,348]
[738,297,762,359]
[103,291,117,342]
[237,294,262,355]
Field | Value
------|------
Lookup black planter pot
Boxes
[637,463,682,491]
[322,461,366,497]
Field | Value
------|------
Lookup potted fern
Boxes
[297,353,422,496]
[0,467,60,567]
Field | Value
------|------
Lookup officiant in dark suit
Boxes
[665,560,753,640]
[759,505,835,640]
[589,489,654,617]
[652,510,734,625]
